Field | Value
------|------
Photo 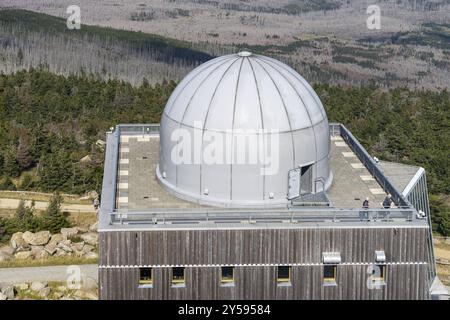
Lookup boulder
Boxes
[82,244,94,253]
[71,242,84,252]
[89,222,98,232]
[22,231,50,246]
[14,251,32,260]
[61,227,78,238]
[0,293,6,300]
[13,283,29,291]
[53,291,64,299]
[84,252,98,259]
[50,233,66,244]
[80,155,91,163]
[30,282,47,292]
[10,232,29,250]
[445,238,450,245]
[35,249,49,259]
[76,226,89,234]
[58,241,73,253]
[80,233,98,246]
[1,285,15,300]
[38,287,51,298]
[44,241,58,255]
[30,246,44,257]
[55,248,67,257]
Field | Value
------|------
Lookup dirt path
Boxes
[0,264,98,285]
[0,198,95,213]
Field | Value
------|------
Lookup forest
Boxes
[0,69,449,234]
[0,9,212,85]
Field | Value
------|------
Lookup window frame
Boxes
[277,266,291,284]
[220,266,235,285]
[138,267,153,287]
[323,264,337,284]
[171,267,186,286]
[373,264,386,282]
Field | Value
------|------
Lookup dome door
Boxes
[287,168,301,200]
[288,164,313,200]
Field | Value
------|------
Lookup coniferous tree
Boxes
[17,137,33,170]
[2,148,19,177]
[40,193,70,233]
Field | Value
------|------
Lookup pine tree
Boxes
[40,193,70,233]
[3,148,19,177]
[17,137,33,170]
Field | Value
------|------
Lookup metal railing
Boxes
[336,124,410,207]
[333,123,437,287]
[108,206,417,225]
[105,122,420,226]
[116,123,160,135]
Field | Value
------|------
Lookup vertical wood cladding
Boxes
[99,226,430,300]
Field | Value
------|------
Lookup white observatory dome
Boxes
[157,52,332,208]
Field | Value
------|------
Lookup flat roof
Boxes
[98,124,426,230]
[378,160,421,194]
[116,134,389,210]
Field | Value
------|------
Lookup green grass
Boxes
[0,256,97,268]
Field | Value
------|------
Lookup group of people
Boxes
[362,194,393,209]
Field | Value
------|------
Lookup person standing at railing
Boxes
[382,194,392,209]
[362,197,370,209]
[360,197,370,221]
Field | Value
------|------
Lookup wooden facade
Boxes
[99,225,431,300]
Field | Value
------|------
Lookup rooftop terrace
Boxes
[98,123,427,230]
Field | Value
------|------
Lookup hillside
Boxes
[0,9,213,85]
[2,2,450,89]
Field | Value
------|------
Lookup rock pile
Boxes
[0,223,99,263]
[0,281,98,300]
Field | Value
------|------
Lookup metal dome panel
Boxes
[157,52,332,208]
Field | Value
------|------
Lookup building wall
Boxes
[99,226,430,300]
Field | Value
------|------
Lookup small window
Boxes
[277,266,291,283]
[172,267,185,285]
[221,266,234,284]
[139,268,153,286]
[323,265,337,283]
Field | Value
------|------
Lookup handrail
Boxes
[108,207,417,225]
[339,124,411,207]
